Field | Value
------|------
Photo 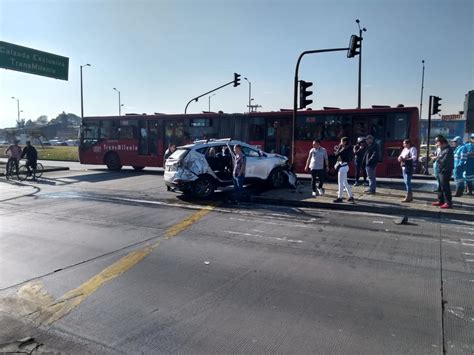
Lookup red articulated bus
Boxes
[79,106,419,177]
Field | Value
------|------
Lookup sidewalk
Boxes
[251,179,474,222]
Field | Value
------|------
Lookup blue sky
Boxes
[0,0,472,128]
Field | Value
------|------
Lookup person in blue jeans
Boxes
[363,135,379,194]
[232,144,246,204]
[398,139,418,202]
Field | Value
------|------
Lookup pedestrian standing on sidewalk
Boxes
[430,135,444,192]
[333,137,354,203]
[451,136,467,197]
[304,139,329,197]
[363,135,379,194]
[398,139,417,202]
[432,137,454,209]
[464,133,474,195]
[353,137,367,186]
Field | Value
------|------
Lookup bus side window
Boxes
[119,126,136,140]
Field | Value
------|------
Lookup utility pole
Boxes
[80,64,91,118]
[355,19,367,109]
[419,60,425,123]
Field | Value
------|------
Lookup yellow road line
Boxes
[33,205,216,325]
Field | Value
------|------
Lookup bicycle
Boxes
[18,160,44,181]
[4,158,20,180]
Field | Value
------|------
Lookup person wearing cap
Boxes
[450,136,468,197]
[464,133,474,195]
[4,140,22,177]
[432,136,454,209]
[363,135,379,194]
[21,140,38,179]
[353,137,367,186]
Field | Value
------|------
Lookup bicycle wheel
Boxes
[18,165,29,181]
[35,163,44,178]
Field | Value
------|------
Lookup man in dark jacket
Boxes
[363,135,379,194]
[432,137,454,209]
[21,141,38,179]
[353,137,367,186]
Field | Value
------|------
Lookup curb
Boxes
[0,166,69,177]
[249,195,473,222]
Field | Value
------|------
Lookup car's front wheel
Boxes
[267,168,285,189]
[191,175,215,198]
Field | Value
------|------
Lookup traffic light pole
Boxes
[425,95,433,175]
[292,47,348,165]
[185,80,235,114]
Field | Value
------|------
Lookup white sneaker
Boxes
[317,188,323,196]
[312,191,316,197]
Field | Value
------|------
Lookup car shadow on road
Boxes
[37,169,163,185]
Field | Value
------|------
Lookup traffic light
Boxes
[347,34,362,58]
[432,96,442,114]
[233,73,241,87]
[299,80,313,109]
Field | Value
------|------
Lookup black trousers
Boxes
[437,172,452,205]
[354,162,367,182]
[311,169,325,191]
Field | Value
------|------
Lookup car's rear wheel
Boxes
[105,152,123,171]
[267,168,285,189]
[191,175,215,198]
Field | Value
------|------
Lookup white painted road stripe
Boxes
[225,231,303,244]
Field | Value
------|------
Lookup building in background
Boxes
[420,114,467,144]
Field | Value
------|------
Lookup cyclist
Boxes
[4,140,22,177]
[21,140,38,180]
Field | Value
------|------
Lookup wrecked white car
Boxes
[164,139,296,198]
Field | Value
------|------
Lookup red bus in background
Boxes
[79,106,419,177]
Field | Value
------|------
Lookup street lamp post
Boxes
[80,64,91,118]
[355,19,367,109]
[11,96,20,124]
[419,60,425,124]
[113,88,122,116]
[208,93,216,112]
[244,77,251,113]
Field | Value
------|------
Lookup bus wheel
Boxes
[105,152,123,171]
[132,166,145,171]
[267,169,285,189]
[192,175,215,198]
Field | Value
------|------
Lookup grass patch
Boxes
[0,145,79,161]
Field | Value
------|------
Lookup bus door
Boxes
[265,118,292,158]
[138,120,149,155]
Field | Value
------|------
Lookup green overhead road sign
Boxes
[0,41,69,80]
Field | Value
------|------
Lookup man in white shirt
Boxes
[304,140,329,197]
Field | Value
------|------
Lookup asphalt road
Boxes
[1,167,473,354]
